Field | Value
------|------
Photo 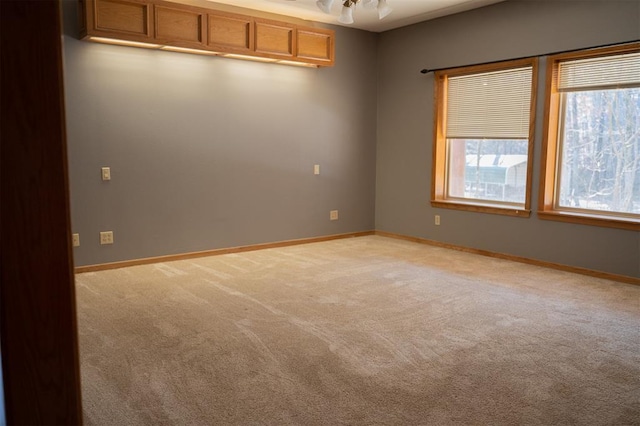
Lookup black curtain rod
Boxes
[419,40,639,74]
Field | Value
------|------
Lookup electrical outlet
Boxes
[101,167,111,181]
[330,210,339,221]
[72,233,80,247]
[435,215,441,226]
[100,231,114,245]
[314,164,320,175]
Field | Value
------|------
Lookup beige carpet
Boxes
[76,235,640,425]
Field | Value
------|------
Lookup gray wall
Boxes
[64,0,639,278]
[62,2,378,266]
[376,0,640,278]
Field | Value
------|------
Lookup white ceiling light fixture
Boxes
[316,0,333,14]
[316,0,392,25]
[339,2,354,24]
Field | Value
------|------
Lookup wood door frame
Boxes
[1,0,83,424]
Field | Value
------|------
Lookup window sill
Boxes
[537,210,640,231]
[431,200,530,217]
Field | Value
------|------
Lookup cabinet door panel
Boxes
[297,29,333,63]
[208,13,252,51]
[155,6,203,44]
[95,0,149,36]
[255,19,294,57]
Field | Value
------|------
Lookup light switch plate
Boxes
[101,167,111,181]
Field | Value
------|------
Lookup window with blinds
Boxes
[431,58,538,216]
[446,66,533,139]
[539,43,640,231]
[557,52,640,91]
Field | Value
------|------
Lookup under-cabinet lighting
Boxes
[88,37,161,49]
[222,53,277,63]
[223,54,318,68]
[87,38,318,68]
[160,46,220,56]
[277,60,318,68]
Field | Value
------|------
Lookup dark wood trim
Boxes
[76,231,375,273]
[1,0,83,424]
[375,231,640,286]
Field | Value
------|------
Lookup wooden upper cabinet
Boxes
[155,5,204,47]
[80,0,335,66]
[208,12,253,53]
[254,19,295,58]
[91,0,152,39]
[297,28,334,65]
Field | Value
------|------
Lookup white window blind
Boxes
[558,52,640,91]
[446,66,533,139]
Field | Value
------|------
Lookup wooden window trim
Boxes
[431,58,538,217]
[538,43,640,231]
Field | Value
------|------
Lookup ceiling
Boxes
[205,0,506,32]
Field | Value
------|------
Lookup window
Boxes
[539,43,640,230]
[432,59,538,217]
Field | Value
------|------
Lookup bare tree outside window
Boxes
[558,88,640,215]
